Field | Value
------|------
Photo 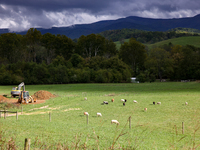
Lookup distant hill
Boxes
[168,27,200,34]
[1,14,200,39]
[100,27,200,42]
[0,29,9,34]
[146,36,200,49]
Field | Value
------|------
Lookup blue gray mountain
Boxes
[1,14,200,39]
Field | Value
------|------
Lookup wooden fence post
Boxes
[24,138,31,150]
[4,109,6,119]
[49,112,51,122]
[16,111,18,120]
[174,125,178,135]
[87,115,89,125]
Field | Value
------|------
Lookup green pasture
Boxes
[114,39,129,50]
[0,82,200,149]
[115,36,200,50]
[146,36,200,49]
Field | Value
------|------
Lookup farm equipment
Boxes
[11,82,24,97]
[18,91,37,104]
[17,83,37,104]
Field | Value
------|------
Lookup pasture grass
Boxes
[0,82,200,149]
[114,39,129,50]
[146,36,200,49]
[114,36,200,50]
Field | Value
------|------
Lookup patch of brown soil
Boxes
[0,95,10,102]
[0,90,55,105]
[31,90,56,100]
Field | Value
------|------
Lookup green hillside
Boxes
[146,36,200,49]
[114,39,129,50]
[115,36,200,50]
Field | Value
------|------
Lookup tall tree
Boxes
[119,38,147,75]
[145,47,173,81]
[75,34,106,58]
[41,33,56,64]
[104,39,118,58]
[180,45,199,79]
[54,34,75,60]
[25,28,42,62]
[170,45,184,80]
[0,33,26,64]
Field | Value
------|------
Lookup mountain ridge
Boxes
[1,14,200,39]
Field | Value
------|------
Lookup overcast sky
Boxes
[0,0,200,31]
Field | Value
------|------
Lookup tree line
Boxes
[119,38,200,82]
[0,28,200,84]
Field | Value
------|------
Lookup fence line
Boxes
[0,110,18,120]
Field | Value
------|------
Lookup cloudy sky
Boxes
[0,0,200,31]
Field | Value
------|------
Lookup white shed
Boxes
[130,77,139,83]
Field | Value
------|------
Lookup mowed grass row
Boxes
[0,82,200,149]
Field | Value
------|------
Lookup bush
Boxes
[95,70,106,83]
[136,73,147,83]
[149,74,156,82]
[77,69,91,83]
[111,69,123,83]
[70,54,85,68]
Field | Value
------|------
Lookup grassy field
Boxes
[114,39,129,50]
[0,82,200,149]
[115,36,200,50]
[146,36,200,49]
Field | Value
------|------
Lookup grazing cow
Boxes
[111,99,114,102]
[144,108,147,111]
[153,102,155,105]
[185,102,188,105]
[123,102,125,106]
[157,102,161,105]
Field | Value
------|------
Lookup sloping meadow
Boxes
[0,82,200,149]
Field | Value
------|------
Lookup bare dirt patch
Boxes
[0,91,57,117]
[0,90,56,105]
[0,95,18,105]
[31,90,56,100]
[0,95,9,101]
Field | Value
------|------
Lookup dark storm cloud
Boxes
[0,0,200,31]
[0,0,112,12]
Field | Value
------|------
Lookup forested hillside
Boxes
[100,28,200,43]
[0,28,200,85]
